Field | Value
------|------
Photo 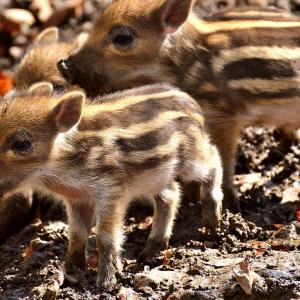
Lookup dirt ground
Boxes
[0,1,300,299]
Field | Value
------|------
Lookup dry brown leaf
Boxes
[269,240,290,252]
[162,249,174,265]
[234,258,261,295]
[0,70,13,95]
[32,217,44,232]
[239,258,250,273]
[271,223,285,230]
[22,243,34,261]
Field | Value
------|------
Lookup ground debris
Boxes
[234,258,263,295]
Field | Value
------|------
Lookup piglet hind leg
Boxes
[200,145,223,229]
[65,202,94,280]
[95,190,128,291]
[207,116,242,213]
[181,144,223,230]
[139,181,181,260]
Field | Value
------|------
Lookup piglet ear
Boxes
[29,81,53,94]
[53,91,85,133]
[156,0,193,35]
[35,27,59,45]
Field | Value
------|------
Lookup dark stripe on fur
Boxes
[222,58,296,80]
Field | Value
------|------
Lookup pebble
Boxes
[9,46,23,60]
[2,8,35,26]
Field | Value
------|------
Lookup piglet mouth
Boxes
[0,181,14,198]
[57,59,76,85]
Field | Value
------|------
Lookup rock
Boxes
[9,46,23,59]
[206,257,244,268]
[281,184,300,204]
[30,280,60,300]
[134,268,186,290]
[275,223,298,239]
[2,9,35,26]
[118,287,140,300]
[234,173,262,193]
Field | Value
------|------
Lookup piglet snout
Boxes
[57,59,76,85]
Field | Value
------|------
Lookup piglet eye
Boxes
[11,140,32,152]
[111,26,135,49]
[113,34,133,46]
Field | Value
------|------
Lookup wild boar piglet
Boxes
[14,27,87,92]
[58,0,300,212]
[0,82,223,290]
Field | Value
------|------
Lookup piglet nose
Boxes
[57,59,76,85]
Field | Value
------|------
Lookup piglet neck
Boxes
[159,15,206,90]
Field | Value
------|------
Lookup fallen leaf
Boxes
[295,209,300,221]
[0,70,13,95]
[162,249,173,266]
[22,243,34,261]
[239,258,250,273]
[205,257,244,267]
[255,248,267,254]
[271,224,285,230]
[234,258,261,295]
[270,241,290,252]
[32,216,44,232]
[22,238,51,261]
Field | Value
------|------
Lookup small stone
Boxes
[30,280,60,300]
[9,46,24,60]
[2,9,35,26]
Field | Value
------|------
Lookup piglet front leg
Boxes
[95,189,127,291]
[65,202,94,281]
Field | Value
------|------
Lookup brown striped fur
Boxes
[0,82,223,290]
[59,3,300,211]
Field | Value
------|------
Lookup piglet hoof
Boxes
[97,257,122,291]
[66,249,87,270]
[138,238,169,261]
[64,263,85,284]
[96,270,118,292]
[201,206,221,230]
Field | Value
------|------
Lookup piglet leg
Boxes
[65,202,94,276]
[95,189,127,291]
[139,181,181,259]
